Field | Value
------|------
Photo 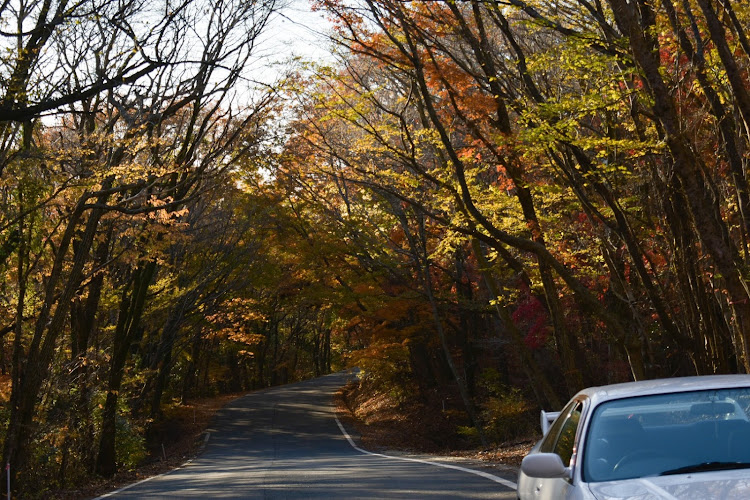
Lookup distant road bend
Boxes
[98,371,518,499]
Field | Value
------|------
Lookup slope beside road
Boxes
[96,371,518,499]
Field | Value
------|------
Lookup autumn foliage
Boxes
[3,0,750,495]
[285,0,750,445]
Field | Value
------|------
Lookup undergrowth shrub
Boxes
[349,343,415,405]
[478,369,538,443]
[115,414,147,469]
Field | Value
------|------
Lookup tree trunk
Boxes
[417,222,489,448]
[471,238,563,409]
[96,260,157,477]
[608,0,750,371]
[59,227,113,482]
[3,191,105,493]
[149,291,195,418]
[451,0,584,395]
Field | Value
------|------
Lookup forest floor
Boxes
[57,379,533,499]
[335,380,535,468]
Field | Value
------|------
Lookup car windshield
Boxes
[583,387,750,482]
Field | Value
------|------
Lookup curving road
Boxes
[98,372,518,499]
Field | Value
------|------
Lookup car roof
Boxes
[575,374,750,408]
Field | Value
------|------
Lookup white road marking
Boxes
[94,469,174,499]
[333,415,518,490]
[93,433,209,499]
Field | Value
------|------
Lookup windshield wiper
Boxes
[660,462,750,475]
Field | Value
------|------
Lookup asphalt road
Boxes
[98,371,518,499]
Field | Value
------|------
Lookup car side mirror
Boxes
[521,453,571,479]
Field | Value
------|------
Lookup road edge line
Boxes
[93,432,210,499]
[93,468,174,499]
[333,414,518,490]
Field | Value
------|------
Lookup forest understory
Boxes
[335,381,535,467]
[48,392,246,500]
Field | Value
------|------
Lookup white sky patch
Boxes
[254,0,334,84]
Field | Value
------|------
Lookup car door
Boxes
[529,399,584,500]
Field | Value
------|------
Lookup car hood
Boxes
[588,470,750,499]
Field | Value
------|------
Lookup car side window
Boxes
[539,400,578,453]
[553,402,582,465]
[539,400,583,466]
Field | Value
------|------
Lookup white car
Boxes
[517,374,750,499]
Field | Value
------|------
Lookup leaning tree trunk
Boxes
[419,238,489,447]
[149,290,197,418]
[95,260,157,477]
[60,227,113,483]
[3,192,105,493]
[608,0,750,371]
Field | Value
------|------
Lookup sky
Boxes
[257,0,335,78]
